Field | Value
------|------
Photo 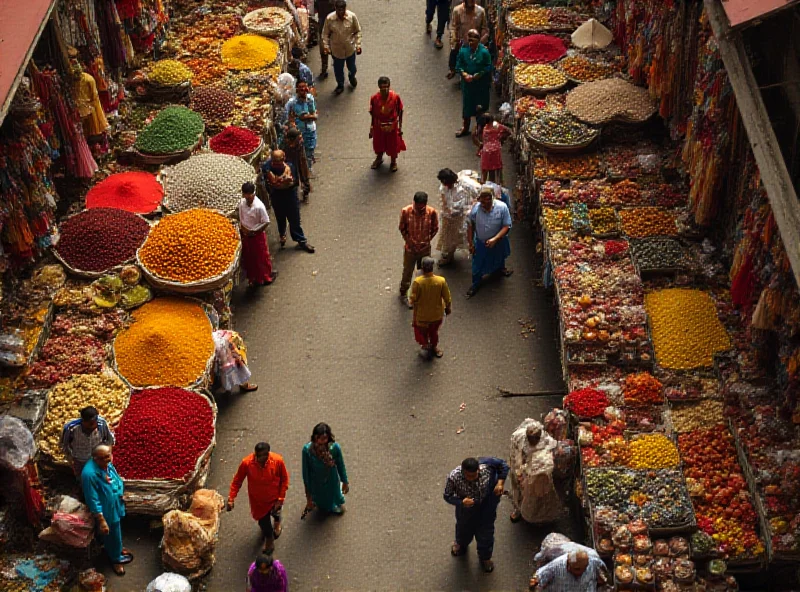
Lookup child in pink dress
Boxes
[478,114,511,185]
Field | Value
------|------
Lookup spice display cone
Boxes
[571,18,612,50]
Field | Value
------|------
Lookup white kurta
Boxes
[509,418,562,524]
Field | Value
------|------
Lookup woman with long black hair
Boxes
[302,423,350,515]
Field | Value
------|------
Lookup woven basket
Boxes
[136,214,241,294]
[135,135,203,166]
[52,212,152,280]
[243,7,293,37]
[121,389,218,515]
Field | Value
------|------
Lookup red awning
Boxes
[0,0,58,126]
[722,0,800,28]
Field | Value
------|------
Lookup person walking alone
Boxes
[409,257,452,359]
[444,456,509,573]
[227,442,290,554]
[322,0,362,95]
[478,114,511,185]
[399,192,439,307]
[239,182,277,287]
[369,76,406,172]
[262,149,315,252]
[426,0,450,49]
[302,423,349,515]
[246,553,289,592]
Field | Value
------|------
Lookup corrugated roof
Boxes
[0,0,58,126]
[722,0,800,28]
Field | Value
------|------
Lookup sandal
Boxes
[371,157,383,169]
[446,71,456,79]
[240,382,258,392]
[121,549,134,559]
[434,348,444,358]
[502,268,514,277]
[481,559,495,573]
[280,236,287,249]
[455,129,471,138]
[273,522,282,539]
[451,543,466,557]
[510,510,522,523]
[390,162,398,172]
[466,287,477,299]
[112,564,126,576]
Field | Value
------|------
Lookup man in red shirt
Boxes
[398,191,439,307]
[227,442,290,553]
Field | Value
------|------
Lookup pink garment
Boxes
[480,122,509,172]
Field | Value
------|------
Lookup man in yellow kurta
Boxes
[409,257,452,359]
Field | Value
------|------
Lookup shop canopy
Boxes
[0,0,58,127]
[722,0,800,28]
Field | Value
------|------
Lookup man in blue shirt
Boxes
[287,47,315,91]
[466,186,512,297]
[444,456,509,573]
[262,149,315,253]
[81,444,132,576]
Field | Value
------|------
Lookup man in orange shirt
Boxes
[227,442,290,553]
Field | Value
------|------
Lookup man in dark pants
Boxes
[444,456,509,573]
[426,0,450,49]
[262,149,315,252]
[316,0,334,77]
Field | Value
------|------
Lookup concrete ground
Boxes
[114,1,572,589]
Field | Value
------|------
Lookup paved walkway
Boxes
[120,1,569,589]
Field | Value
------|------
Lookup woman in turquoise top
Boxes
[455,29,492,138]
[81,444,132,576]
[302,423,349,514]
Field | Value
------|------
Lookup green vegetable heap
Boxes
[135,106,205,155]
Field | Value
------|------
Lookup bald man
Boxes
[81,445,132,576]
[530,548,607,591]
[262,149,315,253]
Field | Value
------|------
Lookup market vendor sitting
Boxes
[530,548,607,591]
[61,406,115,477]
[81,444,132,576]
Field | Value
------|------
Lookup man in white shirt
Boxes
[322,0,362,95]
[239,182,278,287]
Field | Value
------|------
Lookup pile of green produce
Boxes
[135,106,204,155]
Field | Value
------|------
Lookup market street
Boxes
[115,0,568,589]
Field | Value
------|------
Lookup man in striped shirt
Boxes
[61,406,115,477]
[398,191,439,306]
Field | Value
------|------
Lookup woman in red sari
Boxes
[369,76,406,172]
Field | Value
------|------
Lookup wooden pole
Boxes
[705,0,800,291]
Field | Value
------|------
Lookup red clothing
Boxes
[370,91,407,158]
[229,452,290,520]
[399,204,439,253]
[480,122,510,172]
[414,320,442,348]
[241,231,274,284]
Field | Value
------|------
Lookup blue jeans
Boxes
[333,53,357,89]
[272,188,308,244]
[426,0,450,38]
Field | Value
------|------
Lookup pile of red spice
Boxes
[55,208,151,272]
[604,239,628,256]
[114,387,214,480]
[209,126,261,157]
[509,34,567,64]
[85,172,164,214]
[564,387,609,417]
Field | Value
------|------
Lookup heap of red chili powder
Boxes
[113,387,214,480]
[509,34,567,64]
[209,125,261,157]
[85,172,164,214]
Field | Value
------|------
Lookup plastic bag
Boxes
[78,568,106,591]
[146,573,192,592]
[0,415,35,469]
[38,495,95,548]
[161,490,223,578]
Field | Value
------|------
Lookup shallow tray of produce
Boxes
[134,137,202,167]
[243,7,293,37]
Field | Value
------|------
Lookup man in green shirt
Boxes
[409,257,452,359]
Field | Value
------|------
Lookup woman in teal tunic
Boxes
[455,30,492,138]
[302,423,349,514]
